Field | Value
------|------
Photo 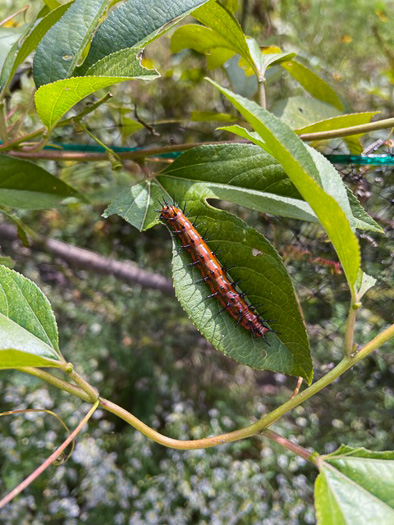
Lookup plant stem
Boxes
[78,120,122,169]
[7,114,393,160]
[0,5,28,27]
[16,367,92,402]
[100,324,393,449]
[0,222,175,294]
[240,0,249,30]
[2,112,392,157]
[344,300,360,356]
[8,92,35,141]
[67,92,113,124]
[0,128,44,151]
[291,376,303,399]
[0,101,8,143]
[67,367,99,402]
[258,81,266,109]
[7,141,235,161]
[298,117,394,142]
[262,429,315,463]
[16,324,394,450]
[0,400,99,509]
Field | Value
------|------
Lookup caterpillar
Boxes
[159,203,274,343]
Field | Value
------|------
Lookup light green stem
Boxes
[66,366,99,402]
[16,367,92,402]
[344,300,361,356]
[298,117,394,141]
[16,324,393,451]
[0,101,8,143]
[99,324,394,449]
[0,128,44,151]
[258,80,266,109]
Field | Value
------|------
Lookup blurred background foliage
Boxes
[0,0,393,523]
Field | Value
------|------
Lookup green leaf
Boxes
[0,348,63,369]
[104,143,317,223]
[305,146,354,227]
[0,265,64,368]
[281,59,343,111]
[0,256,14,268]
[170,24,236,59]
[355,270,377,301]
[315,445,394,525]
[42,0,61,9]
[78,0,209,75]
[259,51,297,76]
[0,155,85,209]
[0,3,71,92]
[158,143,316,222]
[206,47,235,69]
[346,188,384,233]
[33,0,110,87]
[0,209,30,246]
[119,117,144,140]
[239,46,296,78]
[216,131,382,235]
[224,54,258,98]
[220,125,355,225]
[208,80,360,296]
[192,0,259,75]
[104,179,313,383]
[191,111,236,122]
[103,180,163,231]
[164,142,382,233]
[172,25,295,78]
[296,111,380,155]
[35,63,157,129]
[0,27,25,74]
[273,96,341,130]
[295,111,380,135]
[85,46,158,77]
[221,0,239,12]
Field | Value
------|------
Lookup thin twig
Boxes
[0,400,99,509]
[298,117,394,141]
[344,301,360,356]
[0,102,8,143]
[0,5,28,27]
[7,141,235,161]
[0,408,75,462]
[8,93,35,141]
[0,223,174,294]
[262,429,315,463]
[134,105,159,136]
[258,81,266,109]
[290,376,303,399]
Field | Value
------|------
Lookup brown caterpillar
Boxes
[159,203,274,343]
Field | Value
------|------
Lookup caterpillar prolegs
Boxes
[159,203,274,343]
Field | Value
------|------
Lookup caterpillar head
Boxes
[159,204,179,221]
